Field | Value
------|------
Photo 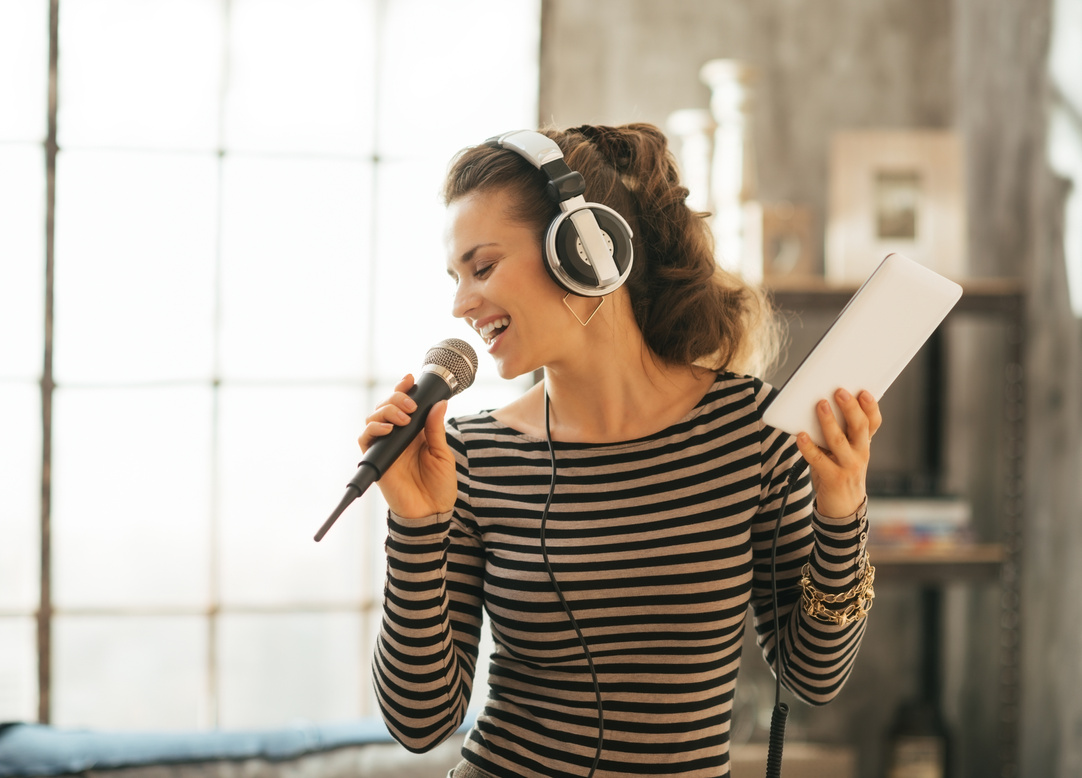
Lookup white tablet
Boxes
[763,253,963,449]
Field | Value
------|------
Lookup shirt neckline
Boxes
[464,372,735,450]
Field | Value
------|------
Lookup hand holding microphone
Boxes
[314,338,478,542]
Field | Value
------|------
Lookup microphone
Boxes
[314,338,478,542]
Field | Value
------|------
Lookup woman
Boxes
[363,123,881,778]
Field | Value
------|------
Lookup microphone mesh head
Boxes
[423,338,479,395]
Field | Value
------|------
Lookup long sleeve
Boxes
[372,427,486,752]
[750,407,869,705]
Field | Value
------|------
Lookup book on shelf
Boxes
[866,496,973,550]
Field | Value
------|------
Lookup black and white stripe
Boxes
[374,373,868,778]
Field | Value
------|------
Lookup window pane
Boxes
[53,615,207,729]
[53,150,218,384]
[52,387,213,609]
[377,0,541,160]
[0,384,41,613]
[218,155,371,381]
[0,0,49,142]
[371,158,460,378]
[0,618,39,722]
[224,0,376,154]
[217,385,368,606]
[0,146,45,380]
[218,612,361,728]
[57,0,223,150]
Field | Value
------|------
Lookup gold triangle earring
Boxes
[563,292,606,326]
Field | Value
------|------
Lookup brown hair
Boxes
[441,123,781,376]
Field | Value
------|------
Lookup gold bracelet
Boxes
[799,557,875,626]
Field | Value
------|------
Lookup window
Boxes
[0,0,539,730]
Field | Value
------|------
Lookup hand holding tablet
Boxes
[764,253,963,450]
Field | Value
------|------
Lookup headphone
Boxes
[486,130,634,298]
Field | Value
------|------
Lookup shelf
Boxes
[766,277,1024,317]
[768,272,1024,776]
[731,742,856,778]
[870,542,1004,584]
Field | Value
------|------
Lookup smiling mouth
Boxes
[478,316,510,345]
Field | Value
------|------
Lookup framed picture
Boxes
[826,130,966,283]
[761,202,816,282]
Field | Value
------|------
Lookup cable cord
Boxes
[765,459,807,778]
[540,392,604,778]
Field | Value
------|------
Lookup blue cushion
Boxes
[0,719,396,777]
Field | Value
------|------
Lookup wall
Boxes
[539,0,1082,775]
[1017,0,1082,773]
[540,0,953,275]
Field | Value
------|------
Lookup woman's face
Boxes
[445,187,568,380]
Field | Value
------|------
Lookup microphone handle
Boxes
[359,370,453,478]
[314,476,371,542]
[313,370,453,542]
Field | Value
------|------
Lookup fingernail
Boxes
[836,388,851,401]
[818,400,830,412]
[403,397,418,412]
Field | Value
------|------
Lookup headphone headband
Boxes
[487,130,587,203]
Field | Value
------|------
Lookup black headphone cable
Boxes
[765,458,808,778]
[540,391,605,778]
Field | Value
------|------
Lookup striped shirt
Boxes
[374,373,869,777]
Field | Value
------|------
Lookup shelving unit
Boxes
[767,279,1025,778]
[872,544,1005,585]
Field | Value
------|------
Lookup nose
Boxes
[451,277,480,320]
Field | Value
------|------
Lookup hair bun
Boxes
[574,125,633,172]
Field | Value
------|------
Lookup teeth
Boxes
[478,317,510,344]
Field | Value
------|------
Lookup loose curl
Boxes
[441,123,782,377]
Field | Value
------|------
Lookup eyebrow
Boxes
[447,242,499,277]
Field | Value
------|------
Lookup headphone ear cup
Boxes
[545,205,634,297]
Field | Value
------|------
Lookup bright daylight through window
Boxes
[0,0,539,730]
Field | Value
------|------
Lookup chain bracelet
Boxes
[799,556,875,626]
